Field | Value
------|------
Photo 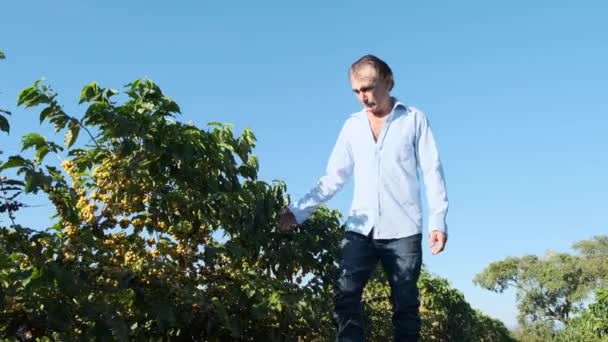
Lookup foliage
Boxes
[362,269,515,341]
[573,236,608,287]
[474,238,608,329]
[554,287,608,342]
[510,321,556,342]
[1,77,343,341]
[1,72,515,340]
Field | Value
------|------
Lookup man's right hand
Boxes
[429,230,447,255]
[278,208,298,232]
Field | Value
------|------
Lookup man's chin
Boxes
[367,107,383,115]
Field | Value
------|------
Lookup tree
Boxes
[474,237,608,330]
[573,236,608,287]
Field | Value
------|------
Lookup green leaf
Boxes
[24,170,52,193]
[21,133,46,151]
[20,133,62,164]
[163,98,181,114]
[1,179,25,186]
[220,142,235,152]
[17,86,37,106]
[0,156,28,170]
[65,119,80,148]
[39,106,55,124]
[17,83,48,108]
[245,287,256,299]
[0,50,5,59]
[35,146,50,164]
[79,82,100,104]
[50,112,69,132]
[102,88,118,103]
[21,266,43,288]
[0,115,8,133]
[268,291,283,311]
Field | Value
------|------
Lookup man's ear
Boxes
[386,75,394,91]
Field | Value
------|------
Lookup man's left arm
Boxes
[415,110,449,254]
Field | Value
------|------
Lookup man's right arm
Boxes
[414,109,449,253]
[287,122,354,225]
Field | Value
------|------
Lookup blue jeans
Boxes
[334,230,422,342]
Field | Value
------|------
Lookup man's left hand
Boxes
[429,231,447,255]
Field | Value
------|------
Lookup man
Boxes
[279,55,448,341]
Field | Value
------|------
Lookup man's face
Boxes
[350,64,392,115]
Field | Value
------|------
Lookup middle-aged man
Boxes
[278,54,449,341]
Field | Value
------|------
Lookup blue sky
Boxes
[2,0,607,328]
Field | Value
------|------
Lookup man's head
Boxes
[349,55,394,116]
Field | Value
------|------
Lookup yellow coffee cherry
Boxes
[65,223,79,237]
[124,251,136,263]
[150,249,160,258]
[176,244,187,256]
[132,218,144,230]
[61,160,76,173]
[90,191,100,201]
[76,196,89,210]
[76,188,85,197]
[63,251,75,262]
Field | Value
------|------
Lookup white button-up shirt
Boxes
[289,99,448,239]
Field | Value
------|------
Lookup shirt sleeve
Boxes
[415,110,449,234]
[288,122,354,224]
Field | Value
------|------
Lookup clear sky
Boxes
[2,0,607,328]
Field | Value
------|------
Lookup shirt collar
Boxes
[355,97,407,119]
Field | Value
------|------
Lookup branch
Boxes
[0,177,18,227]
[78,118,102,149]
